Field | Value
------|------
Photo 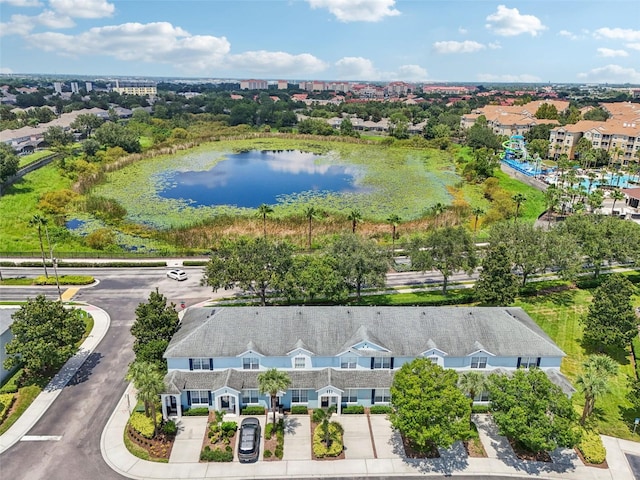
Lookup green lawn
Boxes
[18,150,54,168]
[514,288,640,440]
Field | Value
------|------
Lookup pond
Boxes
[157,150,365,208]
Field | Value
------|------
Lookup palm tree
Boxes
[258,368,291,426]
[430,203,446,228]
[126,361,165,436]
[610,189,625,215]
[512,194,526,223]
[586,171,598,194]
[470,207,484,233]
[386,214,401,253]
[304,206,319,250]
[457,371,486,406]
[257,203,273,237]
[347,209,362,233]
[313,405,337,447]
[29,214,49,278]
[576,355,617,425]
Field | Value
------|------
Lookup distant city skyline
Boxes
[1,0,639,84]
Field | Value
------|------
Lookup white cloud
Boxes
[26,22,231,71]
[36,10,74,28]
[433,40,485,54]
[0,14,34,36]
[48,0,114,18]
[577,64,640,83]
[0,0,41,6]
[396,64,428,81]
[458,27,468,35]
[559,30,578,40]
[627,43,640,51]
[0,67,14,74]
[335,56,380,79]
[597,47,628,58]
[306,0,400,22]
[477,73,541,82]
[227,51,327,75]
[594,27,640,42]
[485,5,546,37]
[488,42,502,50]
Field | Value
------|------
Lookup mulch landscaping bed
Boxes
[263,430,280,461]
[575,447,609,469]
[310,420,346,460]
[200,412,237,461]
[464,437,487,458]
[508,438,552,462]
[127,425,174,460]
[401,434,440,459]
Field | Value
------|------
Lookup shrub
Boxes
[200,446,233,462]
[162,420,177,436]
[369,405,392,414]
[290,405,308,415]
[471,404,491,414]
[220,421,238,437]
[264,449,272,458]
[33,275,94,285]
[0,368,23,394]
[265,422,274,440]
[577,429,606,465]
[312,409,326,423]
[342,405,365,414]
[242,406,266,415]
[129,412,156,439]
[275,445,284,459]
[312,423,343,458]
[632,336,640,379]
[183,407,209,416]
[85,228,116,250]
[0,393,16,423]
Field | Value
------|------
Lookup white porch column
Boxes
[175,394,182,417]
[161,395,168,420]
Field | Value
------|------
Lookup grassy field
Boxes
[17,150,54,168]
[514,287,640,440]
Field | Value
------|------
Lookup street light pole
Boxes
[44,223,62,302]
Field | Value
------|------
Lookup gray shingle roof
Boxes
[164,306,565,359]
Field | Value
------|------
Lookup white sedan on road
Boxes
[167,269,188,281]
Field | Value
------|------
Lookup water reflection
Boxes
[158,150,363,208]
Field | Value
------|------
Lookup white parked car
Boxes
[167,269,188,281]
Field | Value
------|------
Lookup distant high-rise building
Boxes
[112,79,157,96]
[239,79,268,90]
[70,82,79,94]
[85,82,93,92]
[53,82,63,94]
[277,80,288,90]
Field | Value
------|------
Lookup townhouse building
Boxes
[161,306,571,419]
[112,80,157,96]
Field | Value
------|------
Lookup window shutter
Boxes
[390,357,394,369]
[187,391,191,406]
[209,358,214,370]
[189,359,193,371]
[370,358,374,370]
[208,391,213,406]
[371,389,376,404]
[536,357,541,367]
[516,357,521,368]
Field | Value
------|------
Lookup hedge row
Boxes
[129,412,159,439]
[0,368,23,394]
[342,405,365,414]
[241,406,266,415]
[290,405,308,415]
[34,275,94,285]
[577,429,606,465]
[200,445,233,462]
[631,335,640,380]
[183,407,210,416]
[369,405,392,414]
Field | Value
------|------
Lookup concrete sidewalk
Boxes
[0,303,110,454]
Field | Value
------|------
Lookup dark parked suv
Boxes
[238,417,261,463]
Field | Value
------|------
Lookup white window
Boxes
[342,389,358,403]
[471,356,487,369]
[192,358,210,370]
[243,357,259,370]
[373,357,391,369]
[341,357,357,369]
[473,391,490,402]
[291,389,308,403]
[374,388,390,403]
[190,390,209,405]
[294,357,306,369]
[242,389,259,404]
[519,356,538,368]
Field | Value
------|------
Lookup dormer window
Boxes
[294,357,306,369]
[243,357,259,370]
[372,357,392,369]
[471,356,487,369]
[341,357,357,369]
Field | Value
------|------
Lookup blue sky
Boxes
[1,0,639,83]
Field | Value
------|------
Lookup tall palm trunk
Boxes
[36,225,49,279]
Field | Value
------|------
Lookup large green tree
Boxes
[277,254,348,303]
[130,288,180,369]
[71,113,104,138]
[488,369,579,453]
[4,295,86,378]
[258,368,291,426]
[409,226,477,293]
[474,243,519,305]
[202,237,293,306]
[581,274,638,351]
[390,359,472,451]
[94,121,141,153]
[0,143,19,183]
[328,234,389,300]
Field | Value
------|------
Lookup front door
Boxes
[321,396,337,408]
[220,395,236,413]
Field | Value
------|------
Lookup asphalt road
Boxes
[0,267,214,480]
